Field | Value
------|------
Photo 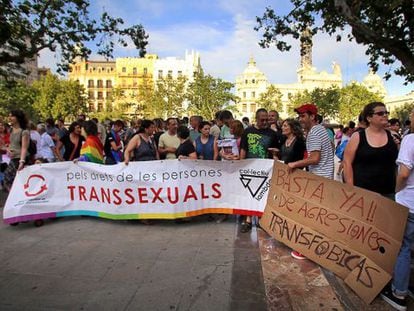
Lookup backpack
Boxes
[28,138,37,156]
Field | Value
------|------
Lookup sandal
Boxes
[240,222,252,233]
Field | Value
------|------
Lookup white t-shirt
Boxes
[158,132,180,160]
[38,132,55,161]
[30,130,41,158]
[307,124,334,179]
[396,134,414,213]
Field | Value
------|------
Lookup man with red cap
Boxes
[288,103,335,259]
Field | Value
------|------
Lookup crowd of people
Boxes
[0,102,413,310]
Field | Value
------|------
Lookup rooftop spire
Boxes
[300,27,312,69]
[248,55,256,66]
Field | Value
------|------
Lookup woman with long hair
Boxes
[55,121,85,161]
[194,121,218,160]
[277,118,306,164]
[3,110,29,191]
[124,120,159,164]
[124,120,159,225]
[343,102,398,198]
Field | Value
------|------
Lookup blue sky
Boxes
[40,0,413,96]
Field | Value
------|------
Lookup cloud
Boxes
[37,0,412,97]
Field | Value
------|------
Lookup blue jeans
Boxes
[392,212,414,296]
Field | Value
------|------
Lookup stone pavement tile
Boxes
[322,269,410,311]
[230,226,267,311]
[0,229,44,251]
[231,269,267,302]
[233,247,262,263]
[26,237,102,255]
[0,248,19,263]
[64,245,125,280]
[35,276,109,310]
[233,229,260,249]
[200,234,236,248]
[0,272,20,294]
[35,217,140,242]
[157,245,200,262]
[258,230,343,311]
[143,258,197,289]
[191,264,232,291]
[5,306,61,311]
[0,273,89,310]
[102,239,163,261]
[100,259,153,285]
[230,300,267,311]
[124,283,183,311]
[2,250,82,277]
[193,246,234,267]
[263,284,293,311]
[80,281,139,311]
[178,264,233,309]
[178,278,231,310]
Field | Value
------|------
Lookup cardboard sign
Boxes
[260,162,408,304]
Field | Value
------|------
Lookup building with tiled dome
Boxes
[234,35,412,121]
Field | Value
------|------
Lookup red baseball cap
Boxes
[294,103,318,115]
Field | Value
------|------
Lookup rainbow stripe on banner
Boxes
[4,208,263,224]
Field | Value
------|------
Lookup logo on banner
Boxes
[239,168,271,201]
[24,174,48,197]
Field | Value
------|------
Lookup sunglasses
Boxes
[371,111,389,117]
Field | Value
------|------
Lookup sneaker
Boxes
[381,284,407,311]
[291,251,307,260]
[240,222,252,233]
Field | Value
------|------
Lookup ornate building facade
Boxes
[235,57,344,120]
[234,31,392,120]
[68,51,201,117]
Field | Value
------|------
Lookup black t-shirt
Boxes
[176,139,195,158]
[280,138,306,164]
[104,130,120,161]
[240,126,283,159]
[60,134,85,161]
[353,129,398,194]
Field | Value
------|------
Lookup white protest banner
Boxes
[3,159,273,223]
[260,162,408,304]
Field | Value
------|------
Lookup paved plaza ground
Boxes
[0,189,412,310]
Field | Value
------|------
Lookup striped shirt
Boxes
[306,124,334,179]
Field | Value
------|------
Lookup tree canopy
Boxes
[186,72,238,120]
[0,80,38,119]
[32,73,87,120]
[337,83,382,123]
[255,1,414,83]
[256,85,283,112]
[151,76,188,119]
[0,0,148,77]
[392,103,414,123]
[288,83,382,123]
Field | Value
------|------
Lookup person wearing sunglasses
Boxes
[343,101,398,200]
